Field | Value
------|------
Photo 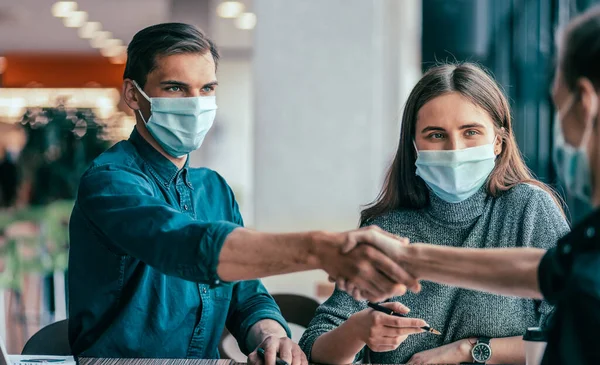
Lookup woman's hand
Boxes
[347,302,428,352]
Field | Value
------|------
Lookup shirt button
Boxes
[202,287,207,294]
[561,244,572,255]
[586,226,595,238]
[183,204,188,211]
[164,182,168,187]
[214,279,220,285]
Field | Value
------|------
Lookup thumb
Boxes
[341,236,357,254]
[378,301,410,314]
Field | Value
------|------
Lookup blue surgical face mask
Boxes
[133,81,218,158]
[415,141,497,203]
[553,95,596,203]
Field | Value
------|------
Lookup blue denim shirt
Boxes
[68,128,289,358]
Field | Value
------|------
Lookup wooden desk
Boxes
[79,359,239,365]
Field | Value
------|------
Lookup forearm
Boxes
[218,228,328,282]
[310,319,366,365]
[489,336,526,365]
[246,319,288,352]
[400,244,544,299]
[452,336,525,364]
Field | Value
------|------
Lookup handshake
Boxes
[315,226,422,302]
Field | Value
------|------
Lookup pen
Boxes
[367,302,441,335]
[21,360,66,363]
[257,347,289,365]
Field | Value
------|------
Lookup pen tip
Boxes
[431,328,441,335]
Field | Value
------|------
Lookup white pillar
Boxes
[252,0,421,298]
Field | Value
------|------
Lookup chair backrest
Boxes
[21,320,71,355]
[219,294,320,359]
[271,294,319,328]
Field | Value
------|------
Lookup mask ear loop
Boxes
[132,80,151,124]
[412,140,419,156]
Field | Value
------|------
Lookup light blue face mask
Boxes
[133,81,218,158]
[415,142,497,203]
[553,96,595,203]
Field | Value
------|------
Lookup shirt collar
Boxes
[129,127,189,188]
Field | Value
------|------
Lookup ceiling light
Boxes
[90,31,112,48]
[216,1,245,18]
[234,12,257,30]
[109,47,128,64]
[100,40,124,57]
[63,10,87,28]
[51,1,77,18]
[78,21,101,39]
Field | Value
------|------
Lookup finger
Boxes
[351,247,395,297]
[379,301,410,314]
[381,326,425,337]
[336,277,347,292]
[372,227,410,246]
[345,281,355,294]
[291,347,306,365]
[358,268,405,302]
[352,286,362,300]
[265,342,278,365]
[301,350,309,365]
[409,281,422,293]
[328,276,336,283]
[278,339,293,365]
[353,228,401,257]
[248,351,261,365]
[341,234,357,254]
[370,345,397,353]
[379,315,429,329]
[367,335,405,348]
[368,248,419,290]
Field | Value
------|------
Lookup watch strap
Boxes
[477,336,491,345]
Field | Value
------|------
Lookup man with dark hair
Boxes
[68,23,414,363]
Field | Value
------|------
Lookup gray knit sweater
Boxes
[299,184,570,364]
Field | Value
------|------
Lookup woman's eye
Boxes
[465,130,479,136]
[430,133,444,139]
[202,86,214,93]
[166,86,182,92]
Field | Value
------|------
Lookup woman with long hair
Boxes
[299,62,569,365]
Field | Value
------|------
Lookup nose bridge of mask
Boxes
[414,142,496,166]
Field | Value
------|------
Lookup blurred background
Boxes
[0,0,598,357]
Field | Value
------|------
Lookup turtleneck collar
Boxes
[425,185,488,224]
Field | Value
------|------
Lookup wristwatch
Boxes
[471,337,492,363]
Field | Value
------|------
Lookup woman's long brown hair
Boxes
[360,62,565,225]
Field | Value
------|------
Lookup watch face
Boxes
[472,343,492,362]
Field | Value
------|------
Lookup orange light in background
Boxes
[2,54,125,89]
[0,57,7,74]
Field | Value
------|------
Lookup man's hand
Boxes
[246,320,307,365]
[248,335,307,365]
[316,226,420,301]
